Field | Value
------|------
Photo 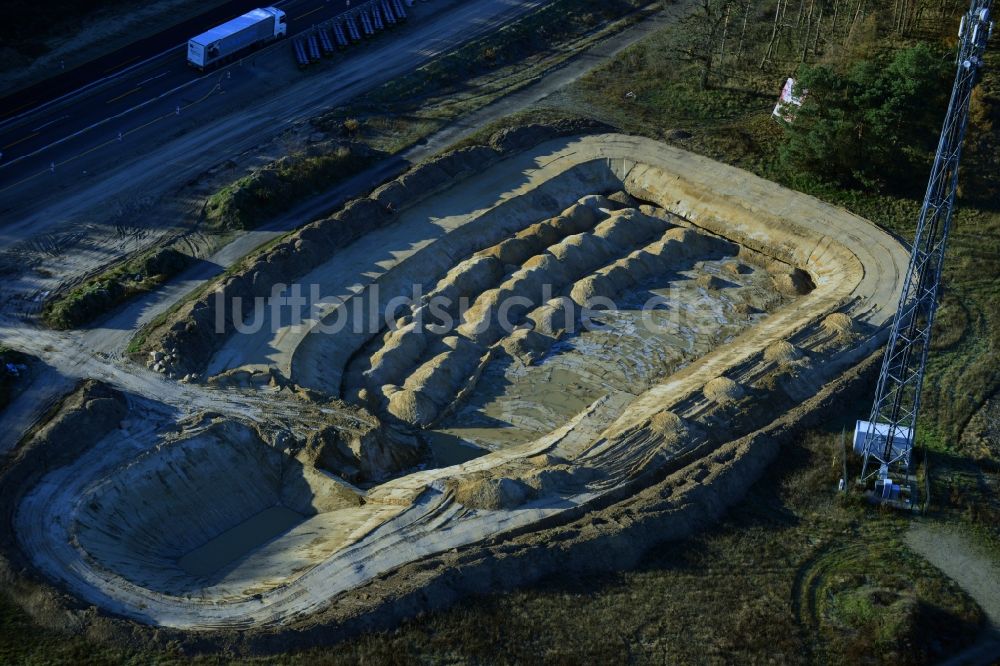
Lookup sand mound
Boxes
[770,267,815,296]
[527,298,573,336]
[403,338,483,409]
[454,476,534,510]
[662,227,700,253]
[696,274,727,291]
[520,466,594,496]
[526,453,568,467]
[501,328,554,366]
[386,388,441,427]
[615,250,654,282]
[822,312,855,335]
[662,227,734,258]
[602,262,637,293]
[606,190,641,208]
[503,263,560,312]
[592,209,667,249]
[555,204,603,233]
[457,289,506,345]
[477,236,532,266]
[427,255,505,306]
[570,274,616,307]
[704,376,745,403]
[763,340,803,364]
[647,410,693,446]
[519,220,562,248]
[643,238,686,273]
[639,204,675,222]
[629,248,665,279]
[603,409,701,449]
[475,204,604,267]
[365,322,428,390]
[523,252,572,285]
[576,194,618,212]
[547,233,616,281]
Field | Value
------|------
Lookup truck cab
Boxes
[268,8,288,38]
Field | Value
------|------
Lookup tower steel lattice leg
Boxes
[859,0,993,496]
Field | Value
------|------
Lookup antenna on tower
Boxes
[853,0,993,508]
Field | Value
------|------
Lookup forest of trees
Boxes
[781,44,952,189]
[671,0,987,191]
[676,0,965,84]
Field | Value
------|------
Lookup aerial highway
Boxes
[0,0,547,239]
[0,0,364,187]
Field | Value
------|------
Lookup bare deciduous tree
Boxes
[735,0,752,62]
[676,0,730,89]
[761,0,786,68]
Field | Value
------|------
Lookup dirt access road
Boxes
[906,523,1000,664]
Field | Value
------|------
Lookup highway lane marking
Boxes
[0,0,320,132]
[0,82,224,195]
[104,53,143,74]
[136,71,169,87]
[2,132,40,150]
[31,115,70,132]
[0,0,414,182]
[106,86,143,105]
[0,63,231,177]
[295,5,325,20]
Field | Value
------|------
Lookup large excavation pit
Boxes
[15,134,908,631]
[65,419,393,598]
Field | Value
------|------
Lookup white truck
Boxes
[187,7,287,70]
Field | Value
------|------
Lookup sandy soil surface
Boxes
[0,1,683,480]
[432,257,784,451]
[11,134,909,630]
[906,523,1000,665]
[0,0,568,459]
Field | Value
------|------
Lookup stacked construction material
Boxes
[293,0,414,69]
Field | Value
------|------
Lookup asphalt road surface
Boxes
[0,0,393,189]
[0,0,339,123]
[0,0,547,252]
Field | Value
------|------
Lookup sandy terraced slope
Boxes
[15,134,908,630]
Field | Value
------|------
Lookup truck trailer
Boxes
[187,7,287,70]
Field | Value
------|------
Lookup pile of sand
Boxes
[386,387,440,427]
[453,476,534,510]
[592,209,668,249]
[424,255,505,309]
[822,312,856,336]
[501,328,554,366]
[365,321,428,390]
[606,190,641,208]
[770,267,815,296]
[763,340,803,364]
[696,274,727,291]
[647,410,695,447]
[704,376,745,403]
[527,298,573,337]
